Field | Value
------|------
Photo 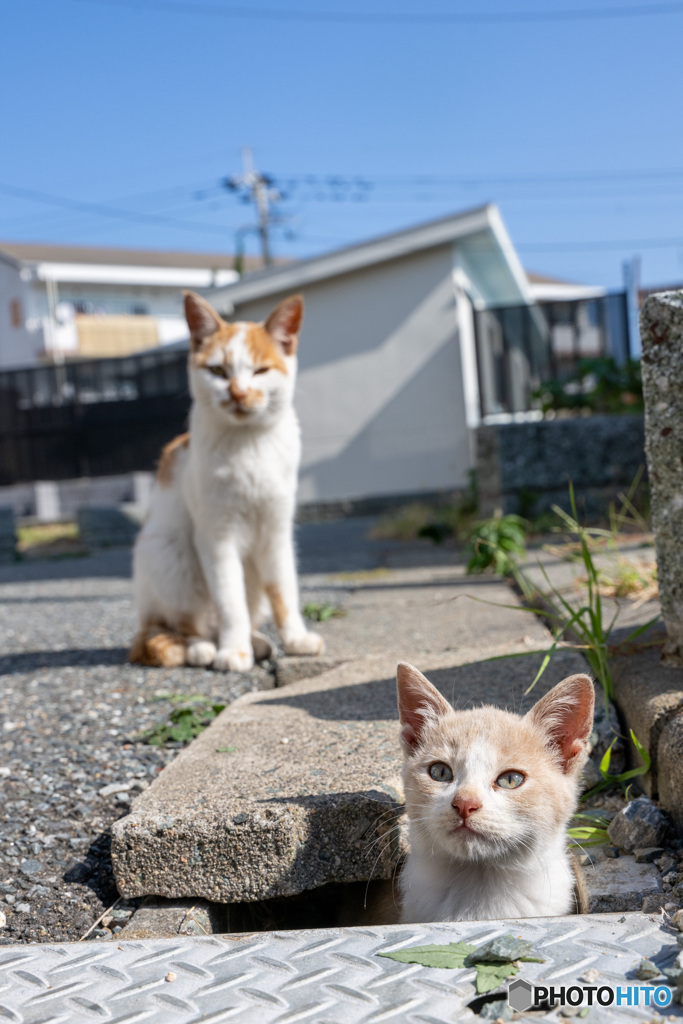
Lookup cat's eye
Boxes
[253,366,270,375]
[496,770,525,789]
[428,762,453,783]
[208,365,228,377]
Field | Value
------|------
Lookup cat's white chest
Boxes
[400,840,574,923]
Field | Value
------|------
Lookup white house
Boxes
[0,242,241,368]
[208,204,534,506]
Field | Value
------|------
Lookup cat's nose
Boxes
[452,795,482,819]
[229,381,248,402]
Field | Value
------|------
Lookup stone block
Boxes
[640,290,683,662]
[607,797,670,852]
[583,854,663,913]
[0,508,16,564]
[657,712,683,833]
[611,627,683,798]
[77,506,140,548]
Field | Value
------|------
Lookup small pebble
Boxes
[576,852,596,867]
[603,846,620,859]
[165,972,176,983]
[670,909,683,931]
[0,911,5,928]
[15,903,30,913]
[636,958,660,980]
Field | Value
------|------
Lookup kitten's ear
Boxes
[397,662,452,753]
[184,291,223,350]
[526,674,594,774]
[264,294,303,355]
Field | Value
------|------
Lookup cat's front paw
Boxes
[282,631,325,656]
[213,647,255,673]
[186,638,217,667]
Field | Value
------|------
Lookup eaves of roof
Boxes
[209,204,496,305]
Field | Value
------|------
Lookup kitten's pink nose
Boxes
[452,795,482,819]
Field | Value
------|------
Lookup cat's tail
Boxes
[129,624,187,667]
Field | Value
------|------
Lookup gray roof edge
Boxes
[209,204,495,305]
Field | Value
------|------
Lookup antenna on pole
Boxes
[224,148,281,267]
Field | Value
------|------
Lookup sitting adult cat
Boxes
[130,291,323,672]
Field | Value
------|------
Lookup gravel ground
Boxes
[0,548,275,944]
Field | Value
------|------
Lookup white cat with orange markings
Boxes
[396,664,594,921]
[129,291,324,672]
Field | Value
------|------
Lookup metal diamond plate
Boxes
[1,913,681,1024]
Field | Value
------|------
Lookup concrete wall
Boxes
[477,414,646,518]
[229,245,472,504]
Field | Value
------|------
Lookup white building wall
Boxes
[228,245,472,504]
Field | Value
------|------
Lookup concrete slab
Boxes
[583,853,664,913]
[301,564,552,663]
[112,648,590,904]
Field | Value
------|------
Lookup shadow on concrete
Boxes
[0,594,127,604]
[258,654,555,723]
[295,516,464,575]
[0,647,129,674]
[0,548,133,584]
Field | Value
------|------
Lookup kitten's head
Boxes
[396,663,594,865]
[184,291,302,425]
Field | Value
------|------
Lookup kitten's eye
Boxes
[208,365,227,377]
[496,771,525,789]
[428,762,453,783]
[253,366,269,375]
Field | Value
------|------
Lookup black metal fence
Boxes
[0,349,191,485]
[474,292,630,419]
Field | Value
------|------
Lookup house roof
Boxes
[208,204,534,308]
[0,240,271,272]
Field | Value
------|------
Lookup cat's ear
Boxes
[397,662,452,752]
[264,295,303,355]
[526,674,594,774]
[184,291,223,350]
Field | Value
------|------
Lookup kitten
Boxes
[129,291,324,673]
[395,663,594,922]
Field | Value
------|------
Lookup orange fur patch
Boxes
[129,626,186,667]
[244,323,287,374]
[265,583,288,629]
[157,432,190,487]
[192,321,287,375]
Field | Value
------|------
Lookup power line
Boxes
[71,0,683,25]
[0,181,233,237]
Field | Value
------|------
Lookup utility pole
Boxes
[224,148,281,267]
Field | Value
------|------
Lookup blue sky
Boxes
[2,0,683,288]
